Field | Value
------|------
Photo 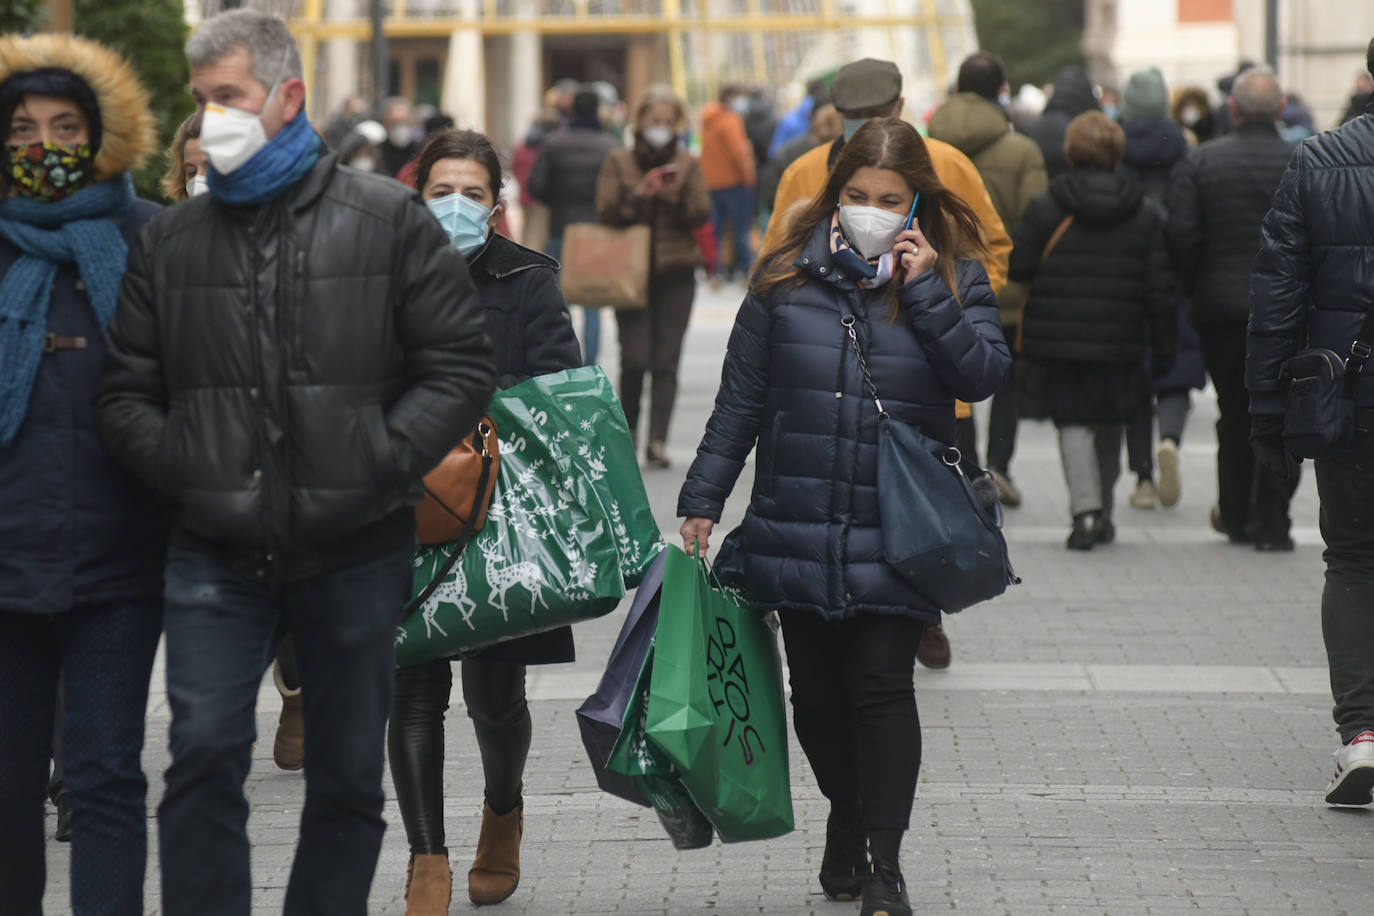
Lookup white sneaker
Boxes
[1325,730,1374,805]
[1156,440,1181,508]
[1128,479,1157,510]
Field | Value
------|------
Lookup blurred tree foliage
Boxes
[0,0,46,32]
[76,0,193,201]
[970,0,1086,91]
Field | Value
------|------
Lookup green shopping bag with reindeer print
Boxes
[394,367,662,668]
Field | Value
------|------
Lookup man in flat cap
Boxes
[761,58,1013,673]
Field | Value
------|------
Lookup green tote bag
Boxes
[643,545,795,842]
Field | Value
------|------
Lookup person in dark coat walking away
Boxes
[1116,67,1196,511]
[1247,37,1374,806]
[1012,112,1177,549]
[929,50,1049,507]
[528,85,620,365]
[1169,66,1298,549]
[390,129,582,915]
[596,86,713,469]
[679,119,1010,916]
[94,12,496,914]
[0,31,165,915]
[1026,66,1100,179]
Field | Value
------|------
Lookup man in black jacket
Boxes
[1248,38,1374,807]
[94,11,495,912]
[527,85,619,365]
[1168,67,1297,550]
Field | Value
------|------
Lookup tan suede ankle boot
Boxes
[404,853,452,916]
[271,662,304,771]
[468,802,522,906]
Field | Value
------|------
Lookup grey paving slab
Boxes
[41,279,1374,915]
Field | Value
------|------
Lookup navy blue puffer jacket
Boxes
[0,198,167,613]
[678,225,1011,623]
[1248,106,1374,415]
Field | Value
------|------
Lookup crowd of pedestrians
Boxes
[3,7,1374,916]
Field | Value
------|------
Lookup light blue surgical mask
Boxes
[842,117,870,142]
[426,192,492,257]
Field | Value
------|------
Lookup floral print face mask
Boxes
[8,141,95,201]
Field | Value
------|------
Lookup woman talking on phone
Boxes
[595,85,711,468]
[677,118,1009,916]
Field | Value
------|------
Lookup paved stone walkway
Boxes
[44,280,1371,915]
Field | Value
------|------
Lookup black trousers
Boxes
[616,266,697,445]
[389,658,530,855]
[1198,323,1299,540]
[777,609,925,834]
[1315,411,1374,742]
[986,344,1019,475]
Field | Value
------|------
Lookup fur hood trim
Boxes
[0,33,158,180]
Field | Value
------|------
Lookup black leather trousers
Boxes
[388,657,531,855]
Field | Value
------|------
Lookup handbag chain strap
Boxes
[841,314,964,471]
[841,314,888,419]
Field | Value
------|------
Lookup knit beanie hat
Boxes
[1122,68,1168,121]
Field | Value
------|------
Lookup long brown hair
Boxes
[752,118,987,320]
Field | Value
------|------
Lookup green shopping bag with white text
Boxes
[643,545,794,842]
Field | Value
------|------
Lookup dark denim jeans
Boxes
[158,544,412,916]
[709,185,755,279]
[0,600,162,916]
[1314,411,1374,743]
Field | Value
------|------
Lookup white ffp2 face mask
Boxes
[642,126,675,150]
[838,204,909,260]
[198,52,288,175]
[185,175,209,198]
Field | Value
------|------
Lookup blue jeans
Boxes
[546,235,600,366]
[158,544,412,916]
[709,185,755,279]
[0,599,163,916]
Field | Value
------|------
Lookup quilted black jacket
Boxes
[1249,105,1374,415]
[1167,122,1294,326]
[96,154,496,584]
[1011,169,1176,365]
[678,224,1010,622]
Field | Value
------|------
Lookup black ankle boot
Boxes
[818,810,866,901]
[860,858,911,916]
[1066,511,1098,551]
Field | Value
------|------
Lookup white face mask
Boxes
[838,204,908,260]
[185,174,209,198]
[349,154,377,172]
[389,124,413,148]
[198,52,288,175]
[642,126,675,150]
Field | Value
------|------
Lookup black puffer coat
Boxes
[1120,117,1189,204]
[1168,122,1294,326]
[96,153,496,585]
[1249,105,1374,415]
[0,199,167,614]
[527,121,621,237]
[467,232,583,664]
[1012,170,1176,365]
[1025,67,1100,180]
[678,224,1010,623]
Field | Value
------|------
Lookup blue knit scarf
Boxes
[208,112,321,206]
[0,175,133,447]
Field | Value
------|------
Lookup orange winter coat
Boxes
[699,102,757,191]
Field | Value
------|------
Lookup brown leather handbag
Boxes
[558,222,652,310]
[414,418,499,546]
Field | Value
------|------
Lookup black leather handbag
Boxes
[843,315,1019,612]
[1281,307,1374,458]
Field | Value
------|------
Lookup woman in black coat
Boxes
[388,129,582,913]
[679,119,1010,916]
[0,33,165,913]
[1012,111,1176,549]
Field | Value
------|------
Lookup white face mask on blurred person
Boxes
[185,175,209,198]
[642,126,675,150]
[1180,106,1203,127]
[389,124,412,147]
[349,154,377,173]
[838,204,908,260]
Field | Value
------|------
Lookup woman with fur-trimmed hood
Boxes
[0,32,165,914]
